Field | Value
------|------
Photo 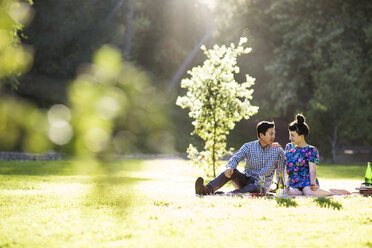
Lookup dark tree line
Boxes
[213,0,372,161]
[3,0,372,160]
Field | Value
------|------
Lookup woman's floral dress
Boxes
[285,143,320,189]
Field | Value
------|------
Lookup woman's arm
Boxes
[309,162,318,191]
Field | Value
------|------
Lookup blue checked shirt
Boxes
[226,140,286,192]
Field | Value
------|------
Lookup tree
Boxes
[265,0,372,160]
[0,0,33,88]
[0,0,52,153]
[307,39,372,162]
[21,0,214,84]
[123,0,134,60]
[176,37,258,177]
[22,0,122,79]
[213,0,372,160]
[213,0,277,118]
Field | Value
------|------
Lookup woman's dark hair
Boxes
[256,121,275,138]
[288,114,309,137]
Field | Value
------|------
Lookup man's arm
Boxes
[226,144,249,169]
[224,144,249,178]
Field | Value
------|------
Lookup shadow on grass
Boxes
[0,159,150,214]
[87,180,135,210]
[87,174,152,212]
[92,175,151,185]
[0,159,145,176]
[275,197,298,207]
[314,197,343,210]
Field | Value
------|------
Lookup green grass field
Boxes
[0,159,371,248]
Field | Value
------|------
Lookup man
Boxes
[195,121,286,195]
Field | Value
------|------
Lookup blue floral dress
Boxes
[285,143,320,189]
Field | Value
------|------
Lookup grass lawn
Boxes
[0,159,371,248]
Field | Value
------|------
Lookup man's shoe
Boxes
[195,177,208,195]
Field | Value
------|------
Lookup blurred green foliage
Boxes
[0,96,51,153]
[0,0,33,87]
[13,0,214,154]
[65,44,171,156]
[0,0,51,153]
[0,0,171,156]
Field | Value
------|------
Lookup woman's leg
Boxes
[329,189,351,195]
[302,186,333,197]
[287,188,303,196]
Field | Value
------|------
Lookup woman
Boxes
[285,114,350,196]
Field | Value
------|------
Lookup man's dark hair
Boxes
[256,121,275,138]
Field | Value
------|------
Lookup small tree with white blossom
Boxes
[176,37,259,177]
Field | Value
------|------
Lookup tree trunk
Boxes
[124,0,134,60]
[105,0,125,23]
[328,126,338,163]
[212,113,217,178]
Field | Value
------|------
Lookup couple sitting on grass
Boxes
[195,114,350,197]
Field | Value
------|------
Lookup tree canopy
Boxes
[177,38,258,176]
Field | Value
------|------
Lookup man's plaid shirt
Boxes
[226,140,286,192]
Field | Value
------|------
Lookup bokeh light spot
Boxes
[48,120,73,145]
[48,104,71,124]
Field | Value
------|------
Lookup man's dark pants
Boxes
[206,169,259,194]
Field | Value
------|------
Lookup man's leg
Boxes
[229,169,255,189]
[195,177,209,195]
[228,169,257,193]
[206,169,255,194]
[231,184,259,194]
[204,171,232,194]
